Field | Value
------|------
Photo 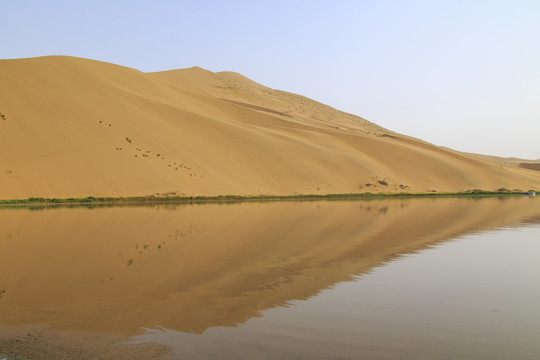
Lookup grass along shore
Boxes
[0,189,537,206]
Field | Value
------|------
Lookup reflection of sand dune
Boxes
[1,56,539,199]
[1,197,539,335]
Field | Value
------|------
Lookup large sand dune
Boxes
[1,56,539,199]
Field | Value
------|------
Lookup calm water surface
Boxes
[1,197,539,359]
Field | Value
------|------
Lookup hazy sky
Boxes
[2,0,539,159]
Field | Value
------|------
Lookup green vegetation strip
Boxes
[0,190,536,206]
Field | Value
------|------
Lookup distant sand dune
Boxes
[519,163,540,171]
[1,55,539,199]
[467,152,540,168]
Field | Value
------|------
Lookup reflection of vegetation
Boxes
[0,191,531,209]
[0,289,6,299]
[127,259,133,266]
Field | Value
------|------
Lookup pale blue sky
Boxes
[2,0,539,159]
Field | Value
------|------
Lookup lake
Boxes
[1,196,539,359]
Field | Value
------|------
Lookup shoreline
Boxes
[0,323,170,360]
[0,190,536,207]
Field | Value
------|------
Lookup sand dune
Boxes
[1,55,539,199]
[466,152,540,169]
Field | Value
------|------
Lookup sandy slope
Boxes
[1,55,539,199]
[466,152,540,169]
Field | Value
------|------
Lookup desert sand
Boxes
[0,324,171,360]
[466,152,540,168]
[1,55,539,199]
